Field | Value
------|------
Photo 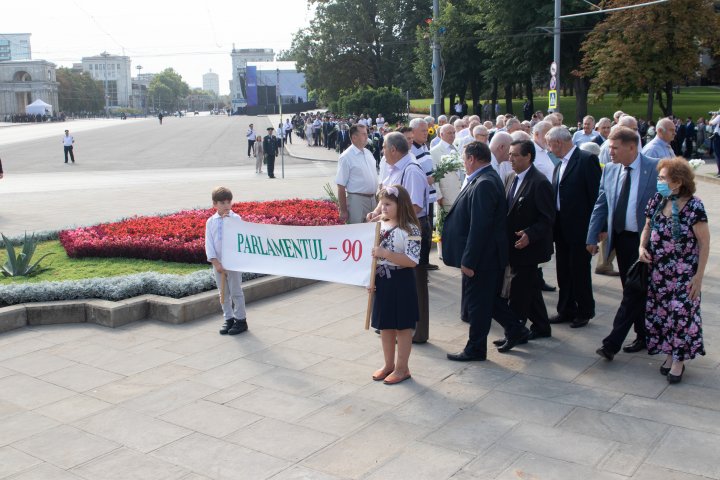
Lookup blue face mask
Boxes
[657,181,673,197]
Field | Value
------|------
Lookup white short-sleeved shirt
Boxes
[63,135,74,146]
[378,221,421,267]
[335,144,378,195]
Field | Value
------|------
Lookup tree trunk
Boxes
[646,87,654,121]
[441,95,446,115]
[664,81,674,117]
[656,90,667,117]
[573,76,590,124]
[449,94,456,115]
[525,77,534,116]
[504,82,513,115]
[491,77,498,118]
[470,76,480,115]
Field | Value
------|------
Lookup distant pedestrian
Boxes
[62,129,75,164]
[246,123,256,157]
[263,127,278,178]
[158,112,163,125]
[0,157,4,179]
[254,136,264,174]
[284,119,293,144]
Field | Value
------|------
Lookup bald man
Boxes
[642,118,676,160]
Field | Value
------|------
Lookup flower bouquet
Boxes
[689,159,705,171]
[433,152,463,182]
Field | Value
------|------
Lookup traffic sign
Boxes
[550,62,557,76]
[549,75,557,90]
[548,90,557,110]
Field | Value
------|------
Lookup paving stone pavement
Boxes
[1,118,719,479]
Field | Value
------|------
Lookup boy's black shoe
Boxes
[219,318,235,335]
[228,318,248,335]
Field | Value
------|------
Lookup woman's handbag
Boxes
[625,260,648,294]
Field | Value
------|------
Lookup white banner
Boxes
[221,218,377,286]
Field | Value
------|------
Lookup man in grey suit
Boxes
[587,127,658,360]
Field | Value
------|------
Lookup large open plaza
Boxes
[0,115,719,479]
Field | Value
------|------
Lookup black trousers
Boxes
[63,145,74,163]
[555,216,595,319]
[266,155,276,178]
[602,231,647,353]
[413,215,432,343]
[510,265,551,334]
[463,268,525,357]
[286,130,292,144]
[247,140,255,157]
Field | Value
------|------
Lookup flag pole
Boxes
[364,222,381,330]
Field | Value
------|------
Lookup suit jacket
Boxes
[504,165,555,266]
[442,165,508,272]
[552,148,602,245]
[586,153,658,259]
[263,136,278,157]
[338,131,351,152]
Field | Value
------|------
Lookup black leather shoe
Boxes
[447,351,486,362]
[570,318,590,328]
[424,264,439,271]
[219,318,235,335]
[622,338,646,353]
[667,365,685,384]
[497,331,530,353]
[541,282,557,292]
[596,346,614,361]
[461,317,469,324]
[549,314,569,324]
[528,330,551,340]
[660,362,672,376]
[492,337,508,346]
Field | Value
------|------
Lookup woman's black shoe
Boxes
[667,364,685,384]
[660,361,672,376]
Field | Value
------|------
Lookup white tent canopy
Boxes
[25,99,53,116]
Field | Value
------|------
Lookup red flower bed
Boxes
[59,199,341,263]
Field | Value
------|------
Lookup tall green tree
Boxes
[148,68,190,111]
[56,68,104,113]
[579,0,720,117]
[288,0,431,103]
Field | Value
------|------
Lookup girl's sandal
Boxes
[372,368,394,381]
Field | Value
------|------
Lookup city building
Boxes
[0,59,58,116]
[81,52,132,108]
[230,47,274,108]
[0,33,32,61]
[203,69,219,96]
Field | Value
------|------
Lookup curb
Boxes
[0,275,317,335]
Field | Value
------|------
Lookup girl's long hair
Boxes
[378,184,420,234]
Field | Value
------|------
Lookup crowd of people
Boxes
[327,108,712,386]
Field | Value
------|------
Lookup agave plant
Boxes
[1,233,54,277]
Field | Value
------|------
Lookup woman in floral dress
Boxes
[639,158,710,384]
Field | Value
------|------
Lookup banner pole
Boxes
[364,222,381,330]
[220,272,226,305]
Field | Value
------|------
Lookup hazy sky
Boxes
[2,0,315,94]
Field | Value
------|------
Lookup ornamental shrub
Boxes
[335,87,407,124]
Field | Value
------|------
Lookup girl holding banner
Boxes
[369,185,421,385]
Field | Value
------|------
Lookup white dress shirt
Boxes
[533,141,555,182]
[616,155,641,232]
[335,144,378,195]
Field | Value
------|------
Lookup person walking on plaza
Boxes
[263,127,278,179]
[254,136,264,174]
[0,157,3,179]
[547,126,602,329]
[496,140,555,350]
[367,133,431,344]
[442,141,528,361]
[305,119,313,147]
[158,112,163,125]
[588,128,658,361]
[369,185,421,385]
[246,124,257,157]
[639,158,709,383]
[205,186,248,336]
[62,129,75,164]
[284,119,293,145]
[335,124,378,224]
[709,112,720,177]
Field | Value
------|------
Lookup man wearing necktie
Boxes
[587,127,658,360]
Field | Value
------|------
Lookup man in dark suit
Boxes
[495,140,555,349]
[684,116,696,158]
[442,141,528,361]
[588,127,658,360]
[547,126,602,328]
[262,127,278,179]
[337,125,351,153]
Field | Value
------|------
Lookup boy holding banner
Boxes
[205,187,248,335]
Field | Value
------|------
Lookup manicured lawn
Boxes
[410,86,720,122]
[1,240,208,284]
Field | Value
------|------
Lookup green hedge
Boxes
[330,86,407,124]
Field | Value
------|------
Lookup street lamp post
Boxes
[136,65,143,113]
[100,51,110,118]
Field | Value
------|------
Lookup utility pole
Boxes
[136,65,143,113]
[553,0,560,112]
[101,51,110,118]
[431,0,442,119]
[278,68,284,179]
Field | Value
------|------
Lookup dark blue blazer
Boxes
[442,165,508,272]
